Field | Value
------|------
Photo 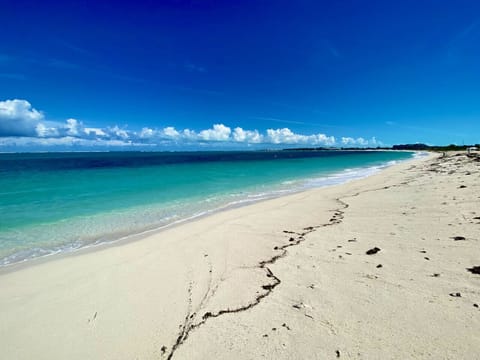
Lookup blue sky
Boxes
[1,0,479,150]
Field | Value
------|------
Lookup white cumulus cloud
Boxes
[266,128,335,146]
[36,123,59,137]
[341,136,380,146]
[139,127,155,139]
[198,124,231,141]
[106,125,129,140]
[233,127,263,143]
[162,126,180,138]
[0,99,44,136]
[0,99,383,150]
[84,127,107,137]
[182,128,198,141]
[64,118,84,136]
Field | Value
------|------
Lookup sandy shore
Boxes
[1,152,479,359]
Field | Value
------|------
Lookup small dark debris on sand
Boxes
[431,273,441,277]
[282,323,291,330]
[449,292,462,297]
[262,284,275,290]
[202,312,212,320]
[473,216,480,220]
[289,237,295,242]
[451,236,466,241]
[161,346,167,354]
[467,266,480,275]
[474,304,479,308]
[424,257,430,261]
[376,264,383,268]
[419,250,427,253]
[348,238,357,242]
[263,334,268,337]
[336,350,341,357]
[366,247,381,255]
[459,185,467,188]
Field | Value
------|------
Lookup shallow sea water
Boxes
[0,150,415,266]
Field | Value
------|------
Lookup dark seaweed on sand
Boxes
[366,247,381,255]
[467,266,480,275]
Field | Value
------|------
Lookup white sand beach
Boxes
[1,152,479,359]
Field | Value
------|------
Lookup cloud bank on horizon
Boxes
[0,99,380,150]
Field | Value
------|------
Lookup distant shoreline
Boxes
[0,142,477,154]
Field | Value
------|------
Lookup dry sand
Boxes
[1,152,479,359]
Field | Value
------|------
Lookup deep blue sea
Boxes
[0,150,415,266]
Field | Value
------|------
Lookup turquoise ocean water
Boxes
[0,150,415,266]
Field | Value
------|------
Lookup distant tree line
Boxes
[284,144,479,152]
[284,146,391,151]
[392,144,480,151]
